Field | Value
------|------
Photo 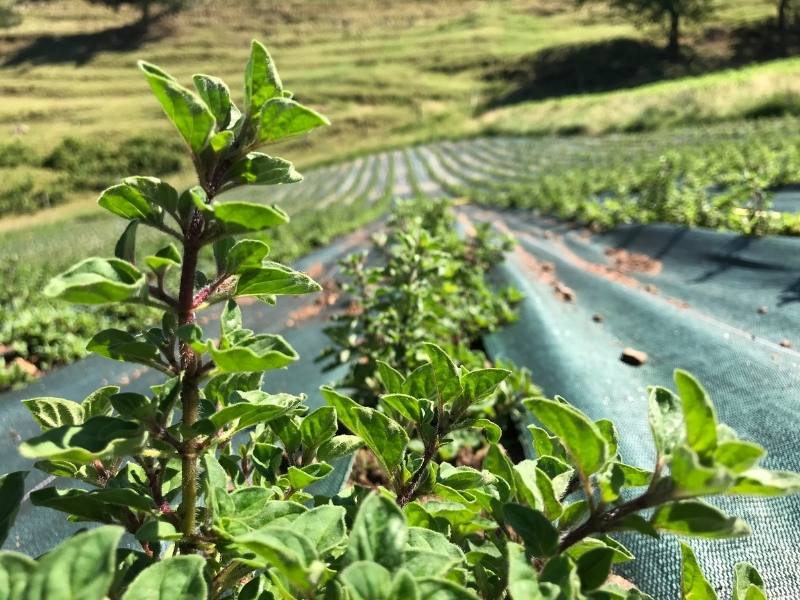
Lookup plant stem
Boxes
[557,490,662,554]
[397,435,437,507]
[178,212,203,546]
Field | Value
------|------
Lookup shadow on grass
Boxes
[4,15,170,67]
[481,18,800,111]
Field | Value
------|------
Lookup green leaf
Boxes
[461,368,510,403]
[286,462,333,489]
[87,329,161,368]
[300,406,337,451]
[346,493,408,570]
[321,387,409,479]
[0,552,36,600]
[220,299,242,338]
[225,239,270,274]
[483,444,516,500]
[0,472,26,546]
[115,221,138,263]
[513,460,562,520]
[651,500,750,539]
[135,520,181,542]
[82,386,118,419]
[23,525,123,600]
[423,343,463,405]
[503,503,558,558]
[226,152,302,187]
[235,262,321,297]
[317,435,363,461]
[23,397,83,429]
[340,562,392,600]
[524,397,608,476]
[732,563,766,600]
[234,527,318,592]
[714,441,764,474]
[404,527,465,578]
[145,244,182,273]
[206,391,302,430]
[139,61,215,154]
[380,393,424,423]
[390,570,420,600]
[575,547,615,591]
[19,416,147,463]
[416,578,482,600]
[539,555,582,598]
[98,178,172,221]
[258,98,329,143]
[674,370,717,458]
[244,40,283,112]
[468,418,502,444]
[208,333,298,372]
[193,74,233,127]
[122,555,207,600]
[212,201,290,234]
[671,446,733,495]
[289,505,347,556]
[507,542,543,600]
[680,542,718,600]
[728,468,800,496]
[377,361,405,394]
[45,258,146,304]
[648,386,684,457]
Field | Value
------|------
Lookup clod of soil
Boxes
[12,357,40,377]
[554,282,576,302]
[604,247,662,275]
[620,347,648,366]
[779,339,793,349]
[757,306,769,315]
[592,313,604,323]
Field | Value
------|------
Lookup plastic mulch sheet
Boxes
[465,206,800,598]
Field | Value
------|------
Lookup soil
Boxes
[604,247,663,275]
[348,447,390,489]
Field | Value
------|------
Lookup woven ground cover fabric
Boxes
[0,230,370,556]
[466,206,800,598]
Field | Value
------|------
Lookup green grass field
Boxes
[0,0,794,223]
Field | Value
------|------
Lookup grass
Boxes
[481,57,800,136]
[0,0,792,223]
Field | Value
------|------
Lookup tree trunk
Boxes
[667,10,681,58]
[778,0,789,31]
[139,0,151,27]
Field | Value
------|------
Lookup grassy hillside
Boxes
[0,0,794,224]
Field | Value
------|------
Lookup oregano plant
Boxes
[0,42,799,600]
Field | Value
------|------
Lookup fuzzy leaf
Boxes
[19,416,147,463]
[524,398,607,476]
[122,555,207,600]
[680,542,718,599]
[139,61,215,154]
[346,493,407,570]
[23,526,123,600]
[45,258,146,304]
[258,98,329,143]
[651,500,750,539]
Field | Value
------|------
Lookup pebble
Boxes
[621,347,648,366]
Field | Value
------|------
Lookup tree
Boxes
[88,0,189,26]
[0,0,21,28]
[580,0,715,57]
